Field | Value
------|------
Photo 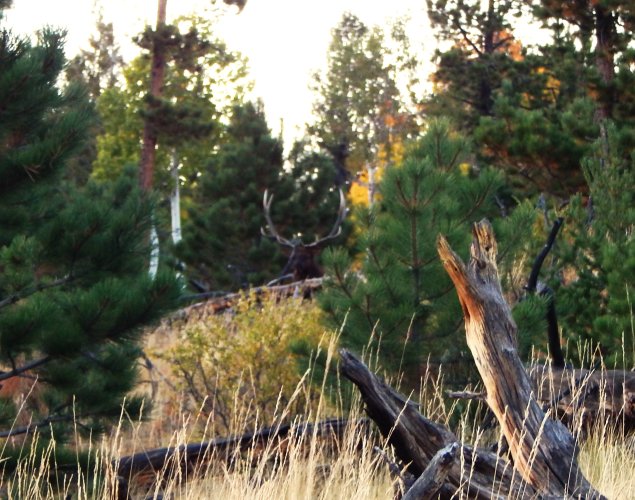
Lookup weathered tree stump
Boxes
[437,220,602,497]
[340,219,606,499]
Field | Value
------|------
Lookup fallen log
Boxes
[530,365,635,433]
[179,277,324,318]
[447,369,635,434]
[115,417,367,499]
[340,350,537,499]
[340,219,606,499]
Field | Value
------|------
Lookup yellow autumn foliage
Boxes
[157,292,332,435]
[349,135,405,208]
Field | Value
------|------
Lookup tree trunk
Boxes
[436,219,603,497]
[593,4,616,123]
[170,148,182,244]
[139,0,168,191]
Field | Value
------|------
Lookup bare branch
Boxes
[0,414,72,438]
[526,217,563,293]
[0,276,72,311]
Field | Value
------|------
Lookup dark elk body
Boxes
[261,189,347,282]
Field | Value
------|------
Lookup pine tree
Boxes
[65,11,124,100]
[178,102,283,290]
[427,0,599,197]
[473,36,597,197]
[319,120,532,380]
[426,0,524,131]
[93,15,250,192]
[64,12,125,185]
[549,124,635,367]
[0,20,180,445]
[308,13,418,180]
[533,1,635,126]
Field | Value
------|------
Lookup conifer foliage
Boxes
[319,121,512,377]
[551,126,635,366]
[0,21,180,440]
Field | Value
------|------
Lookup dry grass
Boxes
[2,316,634,499]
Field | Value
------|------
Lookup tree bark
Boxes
[437,219,603,498]
[593,4,616,123]
[169,148,182,244]
[139,0,167,191]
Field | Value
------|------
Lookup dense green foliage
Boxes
[0,23,180,440]
[549,128,635,366]
[319,120,534,380]
[93,16,250,192]
[158,292,330,435]
[178,101,287,289]
[2,0,634,460]
[427,0,597,197]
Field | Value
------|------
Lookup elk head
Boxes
[261,189,347,282]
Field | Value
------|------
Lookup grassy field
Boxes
[2,307,634,499]
[2,360,634,498]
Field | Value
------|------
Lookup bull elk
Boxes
[261,189,347,283]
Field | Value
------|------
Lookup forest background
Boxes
[0,0,633,486]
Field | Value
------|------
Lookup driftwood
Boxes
[115,417,366,499]
[340,219,606,499]
[178,277,323,317]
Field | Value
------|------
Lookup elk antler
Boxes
[261,190,294,247]
[261,189,347,248]
[305,188,347,248]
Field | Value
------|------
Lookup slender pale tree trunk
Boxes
[366,163,376,207]
[170,149,182,245]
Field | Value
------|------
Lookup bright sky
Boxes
[4,0,432,147]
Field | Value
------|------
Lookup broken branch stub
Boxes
[437,219,604,498]
[402,443,458,500]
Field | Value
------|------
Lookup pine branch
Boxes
[0,356,52,382]
[0,276,73,310]
[0,414,72,438]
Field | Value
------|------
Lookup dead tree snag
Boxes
[437,219,603,498]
